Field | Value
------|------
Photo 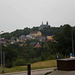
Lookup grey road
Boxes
[1,68,55,75]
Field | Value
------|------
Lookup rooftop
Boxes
[30,31,40,34]
[49,70,75,75]
[58,57,75,61]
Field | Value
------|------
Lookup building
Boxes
[19,44,23,46]
[34,43,41,48]
[35,36,46,42]
[30,31,42,37]
[39,21,50,30]
[10,37,16,44]
[26,35,33,39]
[47,36,53,41]
[19,35,26,40]
[19,35,27,42]
[0,38,7,46]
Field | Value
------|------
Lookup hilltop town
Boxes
[1,21,53,47]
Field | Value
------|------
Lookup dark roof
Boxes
[58,57,75,61]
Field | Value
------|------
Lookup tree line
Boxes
[1,26,61,39]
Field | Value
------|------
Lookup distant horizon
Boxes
[3,23,74,33]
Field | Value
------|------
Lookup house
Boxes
[16,38,20,42]
[19,44,23,46]
[26,35,33,39]
[39,21,50,30]
[34,43,41,48]
[19,35,26,40]
[35,36,46,42]
[47,36,53,41]
[30,31,42,37]
[19,35,27,42]
[10,37,16,44]
[0,38,7,45]
[2,41,6,44]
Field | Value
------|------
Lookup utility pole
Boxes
[0,31,4,73]
[71,27,74,57]
[3,51,5,73]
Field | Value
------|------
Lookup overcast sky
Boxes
[0,0,75,32]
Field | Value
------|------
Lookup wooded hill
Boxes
[1,24,75,68]
[2,26,61,39]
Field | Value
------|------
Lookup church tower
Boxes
[42,22,43,25]
[46,21,48,25]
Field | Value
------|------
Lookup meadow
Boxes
[0,60,57,73]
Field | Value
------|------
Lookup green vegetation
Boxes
[2,43,58,68]
[1,24,75,72]
[1,26,60,39]
[1,27,39,39]
[54,24,74,56]
[31,60,56,69]
[0,60,56,73]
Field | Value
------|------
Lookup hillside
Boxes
[1,26,61,39]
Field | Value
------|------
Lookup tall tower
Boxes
[42,22,43,25]
[46,21,48,25]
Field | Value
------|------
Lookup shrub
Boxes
[13,58,26,66]
[6,62,13,68]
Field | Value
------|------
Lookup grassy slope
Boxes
[0,60,57,73]
[31,60,57,69]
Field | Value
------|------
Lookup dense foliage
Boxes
[1,26,61,39]
[1,24,75,68]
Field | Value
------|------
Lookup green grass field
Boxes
[0,60,57,73]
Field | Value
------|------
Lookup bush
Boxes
[6,62,13,68]
[56,53,64,59]
[49,55,56,60]
[30,58,40,63]
[13,58,26,66]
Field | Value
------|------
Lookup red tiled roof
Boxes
[1,41,6,44]
[30,31,40,34]
[34,43,41,48]
[19,44,23,46]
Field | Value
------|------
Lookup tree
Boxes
[54,24,72,56]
